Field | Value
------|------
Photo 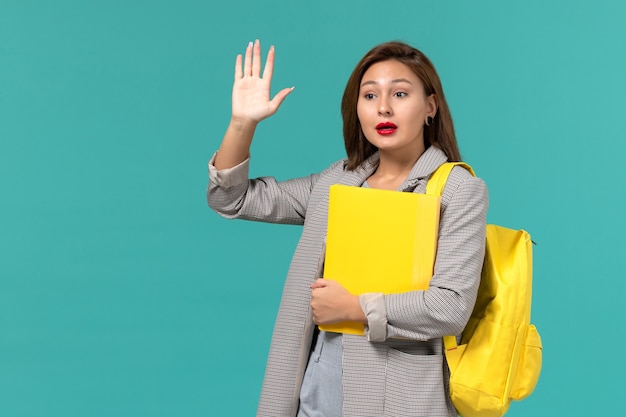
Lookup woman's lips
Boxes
[376,122,397,135]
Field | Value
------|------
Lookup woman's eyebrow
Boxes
[360,78,413,87]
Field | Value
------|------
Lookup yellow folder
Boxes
[319,184,441,335]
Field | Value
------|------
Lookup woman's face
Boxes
[356,60,436,156]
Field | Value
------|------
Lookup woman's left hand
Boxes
[310,279,367,325]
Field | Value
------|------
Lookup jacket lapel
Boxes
[337,152,381,187]
[399,146,450,192]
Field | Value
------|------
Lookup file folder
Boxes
[319,184,441,335]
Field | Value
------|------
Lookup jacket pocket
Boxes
[384,349,449,417]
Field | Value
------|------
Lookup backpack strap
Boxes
[425,162,475,196]
[425,161,475,372]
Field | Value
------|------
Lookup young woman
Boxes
[208,40,488,417]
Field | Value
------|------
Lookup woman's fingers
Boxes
[262,45,275,81]
[243,41,253,77]
[234,39,262,79]
[269,86,295,113]
[310,278,328,289]
[252,39,261,77]
[236,40,276,81]
[234,53,242,80]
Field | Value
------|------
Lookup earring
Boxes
[425,116,433,126]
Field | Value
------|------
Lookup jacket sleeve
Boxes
[361,167,488,341]
[207,152,330,225]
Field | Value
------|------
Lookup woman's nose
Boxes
[378,98,392,116]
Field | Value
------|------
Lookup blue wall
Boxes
[1,0,624,415]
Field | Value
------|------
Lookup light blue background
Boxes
[1,0,624,416]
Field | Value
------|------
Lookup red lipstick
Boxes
[375,122,397,135]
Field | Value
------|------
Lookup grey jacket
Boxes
[207,146,488,417]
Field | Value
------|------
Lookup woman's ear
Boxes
[427,94,438,118]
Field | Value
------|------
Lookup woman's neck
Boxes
[367,148,424,190]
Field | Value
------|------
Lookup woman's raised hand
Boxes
[231,39,293,124]
[213,40,292,169]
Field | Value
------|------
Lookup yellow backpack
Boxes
[426,162,543,417]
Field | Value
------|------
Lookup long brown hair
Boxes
[341,41,461,170]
